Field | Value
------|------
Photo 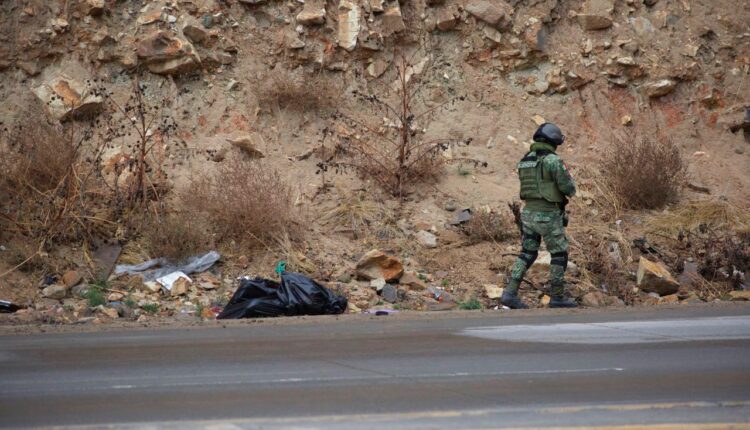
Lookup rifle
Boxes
[562,196,570,227]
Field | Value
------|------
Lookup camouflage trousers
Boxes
[506,209,569,297]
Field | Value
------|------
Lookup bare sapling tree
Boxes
[322,50,482,198]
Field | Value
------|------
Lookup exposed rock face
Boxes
[465,0,513,28]
[637,257,680,296]
[136,30,201,75]
[42,285,67,300]
[33,75,103,121]
[355,250,404,282]
[577,0,614,30]
[337,0,361,51]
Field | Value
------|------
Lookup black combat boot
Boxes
[500,290,529,309]
[549,295,578,308]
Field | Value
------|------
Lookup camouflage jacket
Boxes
[522,141,577,212]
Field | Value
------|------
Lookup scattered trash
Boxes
[449,208,473,226]
[42,275,58,287]
[0,300,21,313]
[115,251,220,282]
[218,272,348,319]
[156,271,192,291]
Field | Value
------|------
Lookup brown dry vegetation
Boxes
[141,213,212,262]
[256,68,340,113]
[182,158,303,247]
[463,208,516,244]
[602,135,687,210]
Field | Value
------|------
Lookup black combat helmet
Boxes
[533,123,565,146]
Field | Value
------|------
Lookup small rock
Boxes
[643,79,677,98]
[381,284,399,303]
[107,292,125,301]
[370,277,387,292]
[483,284,503,299]
[227,135,265,159]
[400,271,427,290]
[97,306,119,319]
[444,201,458,212]
[136,30,201,75]
[621,115,633,126]
[367,57,390,78]
[181,15,209,43]
[42,285,67,300]
[85,0,105,16]
[581,291,606,307]
[170,277,191,296]
[416,230,438,248]
[450,209,473,225]
[660,294,680,304]
[296,3,327,25]
[62,270,83,288]
[381,4,406,36]
[436,9,458,31]
[71,284,92,298]
[464,0,513,28]
[577,0,614,30]
[483,27,503,44]
[630,17,655,38]
[637,257,680,296]
[540,294,551,306]
[141,281,161,293]
[355,250,404,281]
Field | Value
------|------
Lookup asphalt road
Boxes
[2,305,750,429]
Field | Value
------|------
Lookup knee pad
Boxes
[550,251,568,269]
[520,249,539,266]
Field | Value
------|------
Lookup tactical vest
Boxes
[517,152,565,203]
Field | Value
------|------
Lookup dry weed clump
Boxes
[183,158,302,247]
[141,213,212,261]
[602,135,687,210]
[463,208,516,244]
[323,192,385,239]
[256,68,339,113]
[0,112,110,252]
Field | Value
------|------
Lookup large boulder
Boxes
[355,250,404,282]
[33,75,103,121]
[637,257,680,296]
[136,31,201,75]
[465,0,513,28]
[577,0,614,30]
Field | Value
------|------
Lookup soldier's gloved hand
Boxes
[563,212,570,227]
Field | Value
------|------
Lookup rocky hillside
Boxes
[0,0,749,324]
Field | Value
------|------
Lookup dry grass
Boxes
[323,192,385,239]
[463,208,516,244]
[182,158,302,247]
[141,213,212,261]
[0,111,112,253]
[602,134,687,210]
[647,200,750,236]
[256,68,340,113]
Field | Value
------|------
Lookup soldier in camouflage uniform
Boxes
[501,123,578,309]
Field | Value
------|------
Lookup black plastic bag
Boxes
[217,272,347,319]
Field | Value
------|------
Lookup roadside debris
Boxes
[218,272,347,319]
[0,300,21,313]
[115,251,220,282]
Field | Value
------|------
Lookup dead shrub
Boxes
[256,68,339,113]
[323,52,469,197]
[141,213,212,261]
[323,192,385,239]
[182,158,302,247]
[602,134,687,210]
[0,112,110,250]
[463,208,516,244]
